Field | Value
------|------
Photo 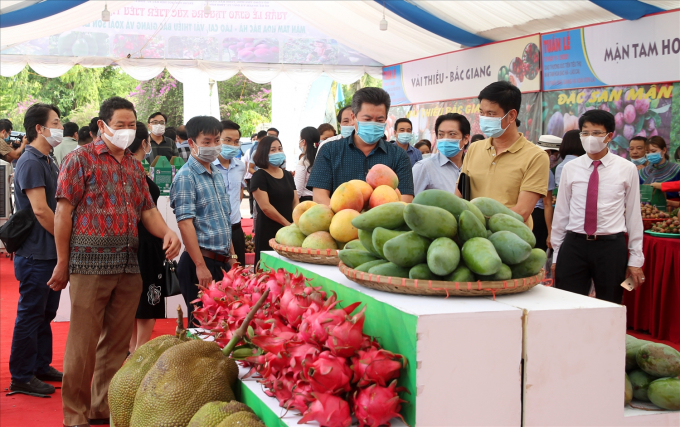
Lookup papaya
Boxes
[338,250,379,269]
[351,202,406,231]
[403,203,457,239]
[412,189,468,219]
[354,259,388,273]
[382,232,431,268]
[510,248,547,279]
[358,229,379,256]
[462,200,486,225]
[458,210,487,243]
[343,240,366,251]
[636,343,680,378]
[628,369,655,402]
[477,264,512,281]
[488,214,536,248]
[471,197,525,223]
[626,335,646,371]
[372,227,407,259]
[625,374,633,406]
[368,262,410,278]
[443,265,476,283]
[426,237,460,276]
[488,231,532,265]
[461,237,502,276]
[647,377,680,410]
[409,263,437,280]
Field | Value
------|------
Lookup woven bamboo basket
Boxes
[269,238,340,266]
[338,262,546,297]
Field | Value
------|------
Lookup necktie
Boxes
[584,160,602,236]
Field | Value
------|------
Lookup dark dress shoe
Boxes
[10,377,55,395]
[88,418,110,425]
[64,424,90,427]
[36,366,63,382]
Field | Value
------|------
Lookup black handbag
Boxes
[457,172,472,201]
[163,259,181,297]
[0,207,36,253]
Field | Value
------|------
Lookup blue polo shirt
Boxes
[307,132,414,195]
[13,145,59,260]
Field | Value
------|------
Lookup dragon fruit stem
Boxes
[223,287,270,357]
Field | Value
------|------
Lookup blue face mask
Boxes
[646,152,662,165]
[479,111,511,138]
[396,133,413,145]
[631,157,647,166]
[436,139,462,158]
[356,121,386,145]
[340,126,354,138]
[269,152,286,167]
[220,144,240,160]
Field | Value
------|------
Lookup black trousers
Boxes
[531,208,548,251]
[555,232,627,304]
[231,222,246,267]
[177,251,229,327]
[299,195,313,202]
[246,179,254,214]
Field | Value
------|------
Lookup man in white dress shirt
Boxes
[551,109,645,303]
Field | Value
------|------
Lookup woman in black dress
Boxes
[251,136,299,266]
[128,122,166,353]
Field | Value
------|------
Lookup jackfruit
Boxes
[188,401,254,427]
[216,411,265,427]
[129,340,239,427]
[109,335,182,427]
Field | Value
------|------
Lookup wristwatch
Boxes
[229,255,238,259]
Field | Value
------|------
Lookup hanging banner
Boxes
[387,92,542,146]
[383,35,541,106]
[542,83,677,158]
[542,11,680,91]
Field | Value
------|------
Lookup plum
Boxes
[623,124,635,140]
[624,104,636,124]
[599,103,610,112]
[624,88,638,106]
[636,129,647,138]
[613,98,623,111]
[615,112,625,130]
[649,129,659,137]
[563,113,579,132]
[547,111,564,137]
[646,118,656,131]
[635,98,650,115]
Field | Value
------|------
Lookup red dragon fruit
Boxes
[352,381,407,427]
[299,301,361,344]
[303,351,353,394]
[298,392,352,427]
[325,307,366,358]
[286,379,314,413]
[286,341,321,378]
[351,348,406,387]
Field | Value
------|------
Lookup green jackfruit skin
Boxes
[109,335,182,427]
[130,340,238,427]
[216,412,265,427]
[188,401,254,427]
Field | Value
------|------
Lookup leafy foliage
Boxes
[129,70,184,126]
[217,73,271,136]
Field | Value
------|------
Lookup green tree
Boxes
[217,73,271,135]
[130,70,184,126]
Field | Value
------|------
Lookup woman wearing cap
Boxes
[533,135,561,251]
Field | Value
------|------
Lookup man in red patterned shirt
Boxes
[47,97,180,427]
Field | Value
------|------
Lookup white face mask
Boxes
[151,124,166,136]
[144,140,152,156]
[580,135,608,155]
[103,122,136,150]
[42,127,63,147]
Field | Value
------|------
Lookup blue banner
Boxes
[541,29,604,91]
[382,65,411,105]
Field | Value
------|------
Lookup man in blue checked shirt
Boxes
[170,116,237,326]
[307,87,414,204]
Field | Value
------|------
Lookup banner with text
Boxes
[542,11,680,91]
[383,35,541,106]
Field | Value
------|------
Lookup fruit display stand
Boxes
[259,251,680,426]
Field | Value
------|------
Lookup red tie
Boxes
[584,160,602,236]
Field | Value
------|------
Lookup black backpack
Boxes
[0,207,35,253]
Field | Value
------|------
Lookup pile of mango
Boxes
[625,335,680,410]
[337,189,546,282]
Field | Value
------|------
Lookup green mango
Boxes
[471,197,525,223]
[461,237,502,276]
[636,343,680,378]
[488,214,537,248]
[625,374,633,405]
[403,203,457,239]
[486,229,493,238]
[354,259,388,273]
[344,240,366,251]
[383,232,431,268]
[426,237,460,276]
[358,229,379,256]
[443,265,476,283]
[628,369,655,402]
[510,248,547,279]
[409,263,437,280]
[412,189,468,219]
[368,262,411,278]
[488,231,532,265]
[477,264,512,281]
[338,250,380,269]
[458,210,487,243]
[351,202,406,231]
[648,377,680,410]
[372,227,408,259]
[275,225,306,247]
[462,200,486,225]
[626,335,646,371]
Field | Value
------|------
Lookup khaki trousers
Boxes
[62,273,141,426]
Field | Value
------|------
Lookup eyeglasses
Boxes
[579,131,608,137]
[150,121,166,125]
